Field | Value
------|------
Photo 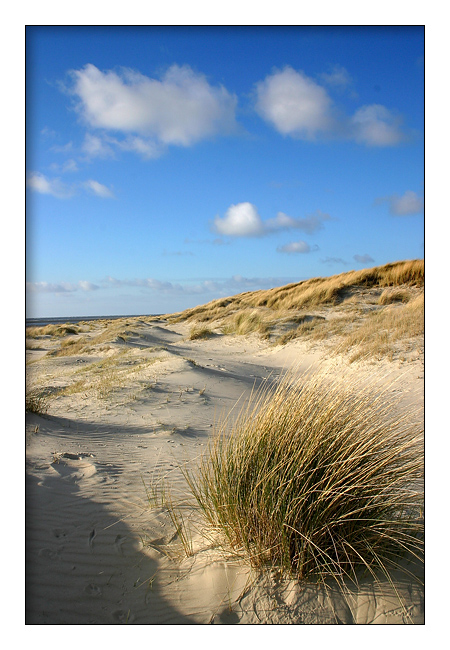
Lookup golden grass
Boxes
[182,368,423,588]
[189,325,214,340]
[333,294,424,363]
[26,323,83,338]
[168,260,423,326]
[26,388,50,414]
[378,288,412,305]
[221,310,271,338]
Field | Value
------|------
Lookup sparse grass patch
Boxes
[189,325,213,340]
[183,369,423,588]
[26,388,50,414]
[334,294,424,363]
[51,336,90,357]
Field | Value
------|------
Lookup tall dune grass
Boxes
[185,369,423,586]
[168,260,423,324]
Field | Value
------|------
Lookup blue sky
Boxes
[26,26,424,318]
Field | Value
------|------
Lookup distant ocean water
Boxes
[26,314,158,328]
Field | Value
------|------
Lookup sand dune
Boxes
[26,278,424,624]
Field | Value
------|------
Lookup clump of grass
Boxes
[222,310,270,337]
[26,323,82,338]
[189,325,213,340]
[26,388,50,414]
[378,288,412,305]
[185,369,423,587]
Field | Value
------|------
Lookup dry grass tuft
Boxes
[183,369,423,588]
[26,388,50,414]
[222,310,271,338]
[189,325,213,340]
[26,323,83,338]
[378,288,412,305]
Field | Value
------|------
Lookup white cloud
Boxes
[255,66,334,139]
[268,210,332,235]
[212,204,332,238]
[27,173,116,200]
[83,179,115,198]
[78,280,100,291]
[389,191,424,215]
[255,67,405,146]
[277,241,312,254]
[26,172,74,199]
[212,203,264,237]
[350,105,404,146]
[69,63,238,147]
[375,190,424,215]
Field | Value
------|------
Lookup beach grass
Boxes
[189,325,213,340]
[182,369,423,587]
[168,260,423,325]
[26,388,50,414]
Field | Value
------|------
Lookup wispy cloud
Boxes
[254,66,405,146]
[353,254,375,264]
[83,179,115,198]
[26,280,100,293]
[319,65,354,91]
[30,274,300,299]
[50,159,79,174]
[277,241,316,254]
[115,135,163,160]
[212,202,332,237]
[103,273,299,296]
[321,256,348,266]
[375,190,424,215]
[26,172,75,199]
[82,133,115,159]
[67,63,238,149]
[27,172,115,200]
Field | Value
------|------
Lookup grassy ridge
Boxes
[168,260,424,362]
[169,260,424,323]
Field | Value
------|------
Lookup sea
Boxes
[26,314,158,328]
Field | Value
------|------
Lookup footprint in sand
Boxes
[114,534,126,555]
[112,609,135,623]
[38,547,61,561]
[84,583,102,597]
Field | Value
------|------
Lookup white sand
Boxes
[25,318,424,624]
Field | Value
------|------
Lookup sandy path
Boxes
[25,319,424,624]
